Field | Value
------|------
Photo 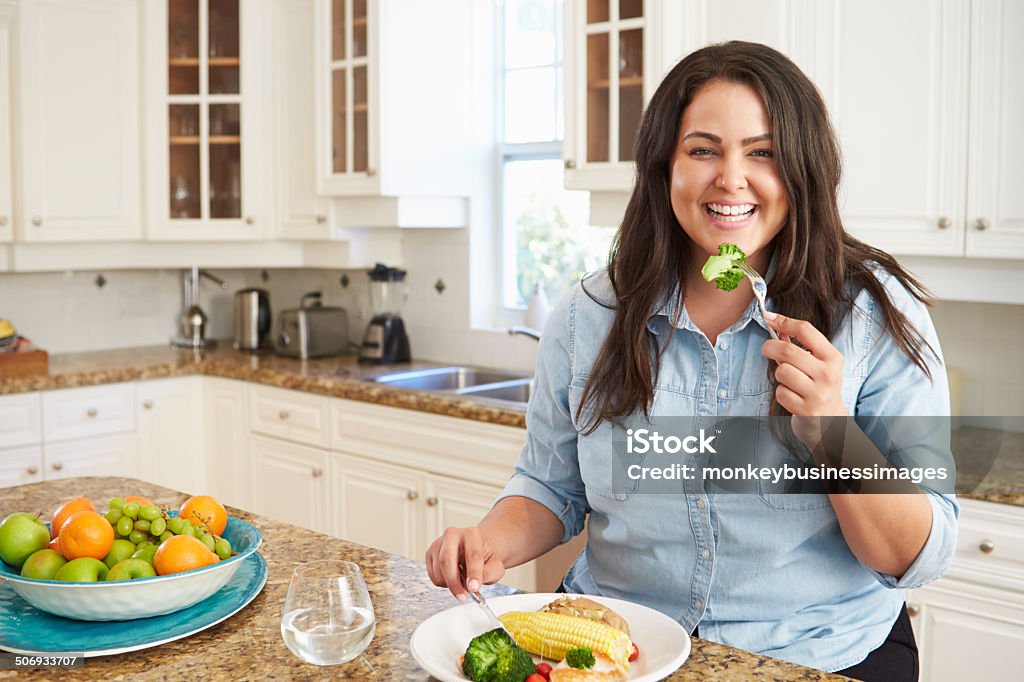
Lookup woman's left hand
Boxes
[761,313,849,447]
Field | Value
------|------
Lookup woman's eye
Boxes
[751,149,774,158]
[689,148,714,157]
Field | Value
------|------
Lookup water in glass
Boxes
[281,560,376,665]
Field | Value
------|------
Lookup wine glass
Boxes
[281,560,376,666]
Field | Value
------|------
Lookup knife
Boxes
[467,584,512,637]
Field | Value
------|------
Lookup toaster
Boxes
[274,295,349,359]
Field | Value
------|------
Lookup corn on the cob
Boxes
[498,611,633,669]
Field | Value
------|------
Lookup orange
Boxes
[50,496,96,540]
[153,535,220,576]
[179,495,228,536]
[124,495,154,506]
[48,536,62,554]
[58,510,114,561]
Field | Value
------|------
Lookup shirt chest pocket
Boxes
[755,391,833,511]
[568,380,642,501]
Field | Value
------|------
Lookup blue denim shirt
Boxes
[499,266,958,673]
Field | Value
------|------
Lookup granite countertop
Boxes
[0,344,529,428]
[1,346,1022,508]
[0,477,849,681]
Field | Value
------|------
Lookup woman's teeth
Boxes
[707,202,756,222]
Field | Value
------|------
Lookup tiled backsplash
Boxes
[1,268,1021,418]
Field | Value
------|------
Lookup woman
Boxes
[425,41,956,681]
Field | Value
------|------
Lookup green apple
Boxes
[103,539,137,569]
[0,512,51,568]
[20,549,68,580]
[106,558,157,581]
[54,557,109,582]
[131,544,159,566]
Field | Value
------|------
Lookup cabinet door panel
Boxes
[204,378,250,509]
[43,434,137,480]
[329,452,422,559]
[250,435,327,533]
[0,392,42,449]
[0,446,44,488]
[136,378,205,495]
[0,2,12,242]
[18,0,141,241]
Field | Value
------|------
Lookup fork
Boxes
[739,261,780,341]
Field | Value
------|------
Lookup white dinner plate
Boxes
[409,593,691,682]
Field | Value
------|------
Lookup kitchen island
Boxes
[0,477,848,681]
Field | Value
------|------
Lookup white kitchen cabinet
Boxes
[141,0,268,240]
[249,384,330,449]
[41,383,135,442]
[204,377,250,510]
[0,445,44,487]
[0,1,13,243]
[906,498,1024,682]
[136,377,205,495]
[312,0,471,228]
[250,433,329,533]
[16,0,141,242]
[0,392,41,450]
[43,433,136,480]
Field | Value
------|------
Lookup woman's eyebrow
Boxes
[682,131,772,145]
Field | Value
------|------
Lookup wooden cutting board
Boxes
[0,349,49,377]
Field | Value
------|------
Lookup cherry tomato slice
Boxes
[525,675,547,682]
[629,642,640,662]
[535,661,553,680]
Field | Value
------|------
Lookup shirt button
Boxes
[720,341,729,350]
[717,389,727,399]
[696,499,706,509]
[694,599,703,609]
[701,548,710,559]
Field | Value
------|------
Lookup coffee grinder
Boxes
[359,263,411,364]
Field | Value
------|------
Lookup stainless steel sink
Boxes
[364,366,533,406]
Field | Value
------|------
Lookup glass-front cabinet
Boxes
[144,0,265,239]
[564,0,667,191]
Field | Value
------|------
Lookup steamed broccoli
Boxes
[565,646,596,669]
[701,242,747,291]
[462,628,535,682]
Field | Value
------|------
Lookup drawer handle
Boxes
[907,603,919,617]
[51,462,63,471]
[278,410,290,420]
[406,490,418,501]
[312,467,323,478]
[26,466,38,475]
[979,539,995,554]
[86,408,98,418]
[426,497,438,507]
[142,400,154,410]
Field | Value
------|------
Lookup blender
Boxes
[358,263,411,364]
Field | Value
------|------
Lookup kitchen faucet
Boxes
[172,266,230,349]
[508,326,541,341]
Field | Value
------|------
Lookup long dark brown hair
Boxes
[577,41,936,433]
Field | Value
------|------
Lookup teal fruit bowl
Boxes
[0,513,261,621]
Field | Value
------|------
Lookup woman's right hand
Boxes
[425,526,506,602]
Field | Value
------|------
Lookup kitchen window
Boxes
[498,0,615,311]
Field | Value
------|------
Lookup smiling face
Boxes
[669,79,789,274]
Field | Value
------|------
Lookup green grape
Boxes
[139,505,161,521]
[179,523,196,538]
[128,530,148,544]
[159,531,173,543]
[214,537,231,560]
[105,509,123,524]
[116,516,134,536]
[150,517,167,536]
[167,517,186,534]
[200,534,216,552]
[134,519,151,533]
[135,541,153,549]
[122,502,140,519]
[108,497,126,511]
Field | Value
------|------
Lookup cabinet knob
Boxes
[406,490,418,501]
[937,216,951,229]
[245,216,255,225]
[312,467,323,478]
[278,410,290,420]
[32,216,42,226]
[51,462,63,471]
[366,168,377,177]
[142,400,154,410]
[975,217,990,231]
[26,466,38,475]
[315,214,327,224]
[979,539,995,554]
[0,216,7,226]
[907,603,919,617]
[564,159,576,169]
[86,408,98,418]
[426,496,438,507]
